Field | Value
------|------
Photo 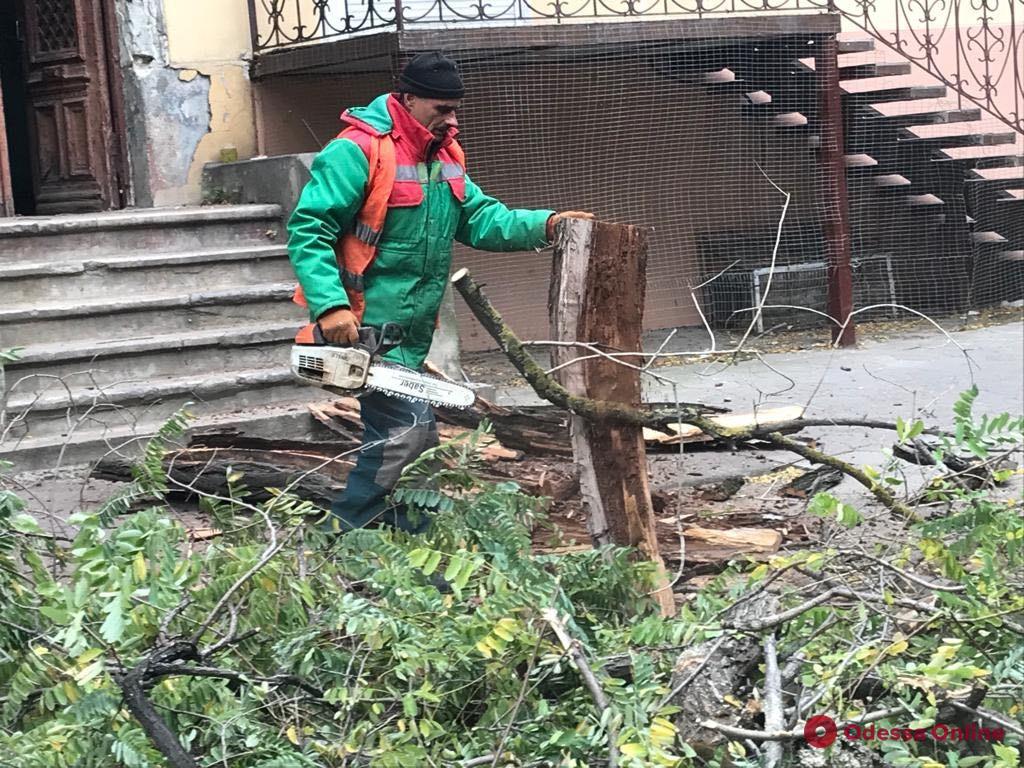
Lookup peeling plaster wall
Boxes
[114,0,256,207]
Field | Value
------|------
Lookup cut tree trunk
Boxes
[92,447,351,508]
[550,218,675,616]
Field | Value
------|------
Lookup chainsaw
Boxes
[290,322,476,408]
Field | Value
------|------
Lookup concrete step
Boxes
[1,366,317,443]
[0,284,303,347]
[5,322,297,388]
[797,53,912,79]
[0,398,337,473]
[971,197,1023,250]
[865,97,982,124]
[873,173,913,188]
[844,153,879,171]
[936,134,1023,164]
[905,193,945,207]
[0,205,283,261]
[965,165,1024,195]
[837,36,875,54]
[964,176,1024,193]
[970,166,1024,183]
[842,75,946,103]
[900,121,1019,148]
[971,231,1008,245]
[1,244,294,304]
[771,112,809,128]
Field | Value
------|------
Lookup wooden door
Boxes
[0,84,13,217]
[22,0,120,213]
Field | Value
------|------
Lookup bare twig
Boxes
[157,597,192,644]
[490,632,543,767]
[763,432,919,522]
[702,705,909,743]
[734,162,791,353]
[724,586,937,633]
[836,548,966,593]
[542,608,619,767]
[948,701,1024,737]
[762,633,785,767]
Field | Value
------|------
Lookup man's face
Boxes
[404,94,460,139]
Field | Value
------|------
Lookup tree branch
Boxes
[453,268,691,433]
[763,432,919,522]
[542,608,619,767]
[762,633,784,767]
[452,268,926,521]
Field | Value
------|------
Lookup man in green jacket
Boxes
[288,52,589,532]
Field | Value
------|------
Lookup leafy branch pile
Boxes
[0,391,1021,767]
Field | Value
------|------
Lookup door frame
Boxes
[98,0,129,208]
[5,0,129,215]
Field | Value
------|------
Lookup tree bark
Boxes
[92,448,350,509]
[549,218,675,616]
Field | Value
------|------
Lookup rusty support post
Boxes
[817,33,856,346]
[246,0,260,55]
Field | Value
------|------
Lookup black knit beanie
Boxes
[398,52,464,99]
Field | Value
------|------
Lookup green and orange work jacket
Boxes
[286,93,553,369]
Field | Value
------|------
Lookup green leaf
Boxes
[402,693,418,718]
[408,548,431,569]
[99,598,125,644]
[10,513,43,534]
[422,550,442,576]
[992,744,1020,768]
[75,659,105,685]
[442,555,464,584]
[808,493,838,517]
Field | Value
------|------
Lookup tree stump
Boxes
[549,218,676,616]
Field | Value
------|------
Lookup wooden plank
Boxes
[642,405,805,445]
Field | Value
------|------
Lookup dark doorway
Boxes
[1,1,35,214]
[0,0,126,216]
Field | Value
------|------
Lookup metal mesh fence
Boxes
[252,16,1023,352]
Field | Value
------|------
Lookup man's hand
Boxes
[318,307,360,344]
[546,210,595,241]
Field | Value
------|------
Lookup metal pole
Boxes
[817,32,856,347]
[246,0,261,54]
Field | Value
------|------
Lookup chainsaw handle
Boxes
[312,322,403,355]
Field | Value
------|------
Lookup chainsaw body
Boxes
[291,322,403,394]
[291,345,373,393]
[290,322,476,408]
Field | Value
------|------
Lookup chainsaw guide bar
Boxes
[291,344,476,409]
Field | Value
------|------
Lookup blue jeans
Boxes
[329,390,438,533]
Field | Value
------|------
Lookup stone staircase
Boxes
[0,205,326,471]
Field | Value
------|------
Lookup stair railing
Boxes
[246,0,1022,134]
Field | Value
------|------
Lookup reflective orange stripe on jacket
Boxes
[292,129,465,332]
